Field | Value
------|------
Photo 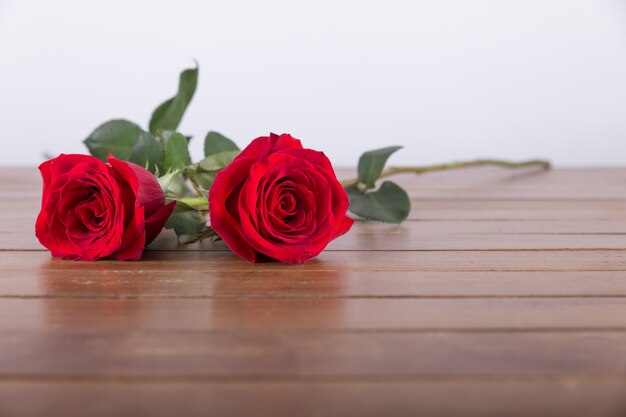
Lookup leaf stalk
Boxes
[340,159,551,188]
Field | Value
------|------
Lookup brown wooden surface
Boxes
[1,166,626,417]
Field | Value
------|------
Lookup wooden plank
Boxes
[2,270,626,298]
[2,250,626,272]
[2,331,626,376]
[1,297,625,332]
[413,201,626,221]
[0,380,625,417]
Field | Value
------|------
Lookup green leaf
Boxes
[204,131,239,157]
[165,211,205,237]
[346,180,411,223]
[83,119,143,161]
[186,171,215,190]
[197,150,240,172]
[163,132,192,171]
[149,66,198,134]
[190,150,240,189]
[357,146,403,189]
[128,132,162,173]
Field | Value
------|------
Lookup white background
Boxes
[1,0,626,167]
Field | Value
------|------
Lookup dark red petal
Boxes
[238,188,320,264]
[209,157,258,263]
[333,215,354,240]
[34,209,55,253]
[277,148,335,172]
[113,205,146,261]
[106,154,174,258]
[108,155,169,219]
[144,201,176,245]
[41,154,104,180]
[234,133,303,163]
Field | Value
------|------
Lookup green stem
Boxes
[340,159,551,188]
[178,197,208,209]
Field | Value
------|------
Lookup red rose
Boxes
[209,133,354,264]
[35,154,175,261]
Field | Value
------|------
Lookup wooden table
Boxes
[1,166,626,417]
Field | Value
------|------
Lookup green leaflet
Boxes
[163,132,192,171]
[204,131,239,157]
[83,119,143,161]
[346,180,410,223]
[357,146,403,189]
[149,66,198,133]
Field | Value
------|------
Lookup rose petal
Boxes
[209,157,259,263]
[109,155,169,218]
[144,200,176,245]
[113,205,146,261]
[234,133,303,163]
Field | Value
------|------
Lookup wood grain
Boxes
[2,270,626,298]
[2,167,626,416]
[2,297,626,332]
[1,380,625,417]
[3,250,626,272]
[2,331,626,376]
